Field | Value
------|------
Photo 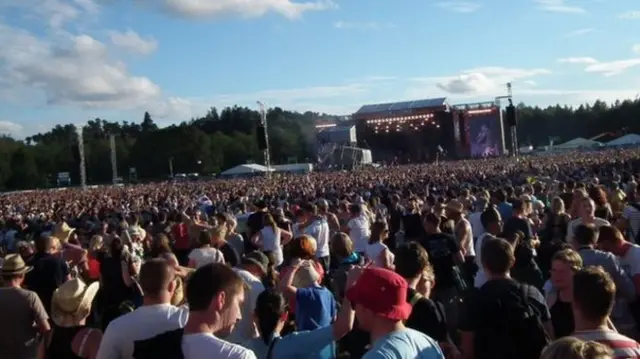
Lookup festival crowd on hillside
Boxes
[2,148,640,359]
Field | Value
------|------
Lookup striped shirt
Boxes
[573,329,640,359]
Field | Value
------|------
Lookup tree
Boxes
[1,97,640,190]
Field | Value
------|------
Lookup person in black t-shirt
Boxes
[395,243,459,357]
[245,200,267,253]
[25,235,71,315]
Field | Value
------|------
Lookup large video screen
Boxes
[468,113,502,157]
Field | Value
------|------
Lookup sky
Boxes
[1,0,640,137]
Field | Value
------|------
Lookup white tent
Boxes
[555,137,603,149]
[220,164,273,176]
[271,163,314,173]
[606,134,640,146]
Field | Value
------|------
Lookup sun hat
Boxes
[242,251,269,275]
[446,199,464,213]
[0,254,32,275]
[292,259,321,288]
[52,222,76,243]
[346,267,412,321]
[51,278,100,327]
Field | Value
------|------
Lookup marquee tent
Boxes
[606,134,640,146]
[554,137,603,149]
[219,164,273,177]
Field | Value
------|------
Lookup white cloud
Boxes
[558,57,598,64]
[108,30,158,55]
[333,21,394,31]
[0,121,23,135]
[2,0,100,28]
[414,67,551,95]
[564,28,594,37]
[534,0,586,14]
[434,1,481,13]
[559,56,640,76]
[619,11,640,19]
[523,80,537,86]
[161,0,337,20]
[633,44,640,54]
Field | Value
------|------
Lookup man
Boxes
[0,254,50,359]
[300,203,331,274]
[572,224,636,333]
[572,266,640,357]
[25,234,71,314]
[317,199,340,236]
[344,204,371,256]
[460,237,552,359]
[227,251,267,344]
[97,259,188,359]
[181,263,256,359]
[346,267,444,359]
[620,183,640,242]
[446,200,474,285]
[245,200,268,252]
[394,243,456,352]
[474,206,502,288]
[491,190,512,222]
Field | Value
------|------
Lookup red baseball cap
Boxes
[346,267,412,321]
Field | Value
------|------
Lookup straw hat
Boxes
[292,260,321,288]
[51,278,100,327]
[446,199,464,213]
[52,222,76,243]
[0,254,32,275]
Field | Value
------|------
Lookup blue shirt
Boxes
[363,328,445,359]
[295,286,337,359]
[498,202,513,220]
[243,325,335,359]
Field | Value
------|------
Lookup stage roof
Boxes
[354,97,448,117]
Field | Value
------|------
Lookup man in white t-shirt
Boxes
[227,252,267,345]
[345,204,371,254]
[301,202,331,273]
[97,259,188,359]
[181,263,256,359]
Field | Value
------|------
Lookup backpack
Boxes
[475,282,551,359]
[133,328,185,359]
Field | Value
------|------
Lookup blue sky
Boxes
[0,0,639,137]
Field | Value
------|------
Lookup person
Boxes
[344,204,371,256]
[0,254,50,359]
[547,249,583,339]
[571,266,640,358]
[181,263,256,359]
[188,230,225,269]
[328,232,364,302]
[459,237,552,359]
[25,235,71,314]
[365,221,394,270]
[244,288,354,359]
[394,243,455,352]
[346,267,445,359]
[96,259,188,359]
[43,278,103,359]
[227,251,268,345]
[540,337,613,359]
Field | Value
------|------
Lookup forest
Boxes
[1,97,639,190]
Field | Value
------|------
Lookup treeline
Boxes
[1,98,639,190]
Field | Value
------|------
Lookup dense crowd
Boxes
[2,148,640,359]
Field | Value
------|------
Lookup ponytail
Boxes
[255,290,287,345]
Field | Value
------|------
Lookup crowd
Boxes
[1,148,640,359]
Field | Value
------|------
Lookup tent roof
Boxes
[607,133,640,146]
[220,163,272,175]
[556,137,602,148]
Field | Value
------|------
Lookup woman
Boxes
[244,290,354,359]
[547,249,583,339]
[589,186,613,222]
[328,232,363,302]
[255,213,291,267]
[42,278,102,359]
[281,235,325,289]
[211,226,239,267]
[540,337,612,359]
[539,197,572,276]
[188,230,225,269]
[224,214,245,259]
[365,221,394,270]
[148,233,173,259]
[85,235,103,283]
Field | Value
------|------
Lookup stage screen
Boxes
[468,113,502,157]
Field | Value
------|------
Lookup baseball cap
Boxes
[346,267,412,321]
[241,251,269,275]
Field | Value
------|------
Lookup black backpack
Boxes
[133,328,185,359]
[475,282,551,359]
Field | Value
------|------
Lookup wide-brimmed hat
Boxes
[52,222,76,243]
[242,251,269,275]
[446,199,464,213]
[346,267,412,321]
[0,254,32,275]
[292,259,321,288]
[51,278,100,327]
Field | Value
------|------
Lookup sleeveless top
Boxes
[46,325,91,359]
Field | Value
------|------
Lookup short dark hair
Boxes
[481,237,515,274]
[139,259,175,297]
[573,266,615,322]
[423,212,441,226]
[394,243,429,280]
[574,224,598,246]
[480,206,500,230]
[186,263,244,311]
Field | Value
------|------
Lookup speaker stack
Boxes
[506,104,517,127]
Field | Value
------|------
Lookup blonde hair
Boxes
[89,235,104,252]
[541,337,613,359]
[552,249,583,271]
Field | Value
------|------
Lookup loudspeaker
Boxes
[506,104,517,127]
[256,125,267,150]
